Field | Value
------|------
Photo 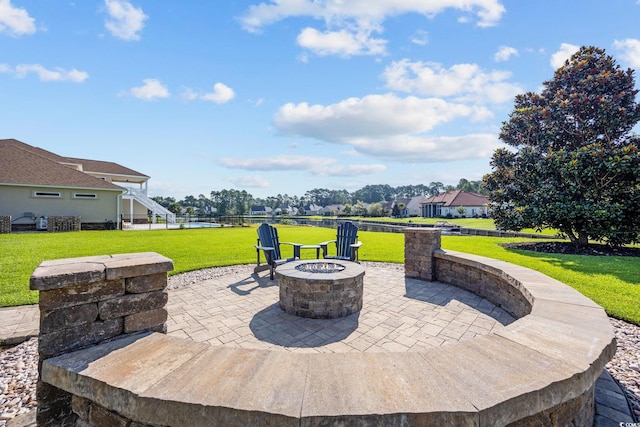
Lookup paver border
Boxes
[34,231,616,426]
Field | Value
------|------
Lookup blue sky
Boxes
[2,1,640,200]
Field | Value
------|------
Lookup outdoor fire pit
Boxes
[276,260,365,319]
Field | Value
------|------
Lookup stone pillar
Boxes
[0,215,10,233]
[404,228,441,281]
[29,252,174,426]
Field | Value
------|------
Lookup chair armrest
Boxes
[318,240,337,246]
[255,245,275,252]
[319,240,337,258]
[350,241,363,249]
[279,242,303,259]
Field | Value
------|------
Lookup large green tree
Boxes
[484,46,640,247]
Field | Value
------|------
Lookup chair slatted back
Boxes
[257,223,281,263]
[335,222,358,259]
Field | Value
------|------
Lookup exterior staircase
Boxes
[124,188,176,223]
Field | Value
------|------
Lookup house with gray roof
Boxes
[420,190,489,218]
[0,139,172,231]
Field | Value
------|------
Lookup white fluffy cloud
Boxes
[272,93,500,162]
[1,63,88,82]
[613,38,640,69]
[182,83,236,104]
[382,59,522,104]
[240,0,505,57]
[494,45,518,62]
[201,83,236,104]
[297,27,386,57]
[550,43,579,69]
[219,154,385,177]
[130,79,169,100]
[0,0,36,37]
[219,155,335,171]
[104,0,148,41]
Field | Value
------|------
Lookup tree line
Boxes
[151,179,486,216]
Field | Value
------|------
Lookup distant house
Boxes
[420,190,489,218]
[405,195,427,217]
[249,205,271,216]
[320,204,344,216]
[303,204,322,215]
[0,139,173,231]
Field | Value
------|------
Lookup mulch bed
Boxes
[501,241,640,257]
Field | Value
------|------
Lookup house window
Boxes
[33,191,62,198]
[73,193,98,199]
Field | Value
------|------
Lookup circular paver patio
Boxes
[166,263,515,353]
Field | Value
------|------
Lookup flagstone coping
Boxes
[41,250,616,426]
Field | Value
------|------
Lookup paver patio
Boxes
[166,263,515,352]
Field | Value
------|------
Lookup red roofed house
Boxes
[420,190,489,218]
[0,139,174,231]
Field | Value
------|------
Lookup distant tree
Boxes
[367,202,383,217]
[391,204,401,218]
[167,202,182,215]
[455,179,488,195]
[428,182,444,196]
[151,196,176,208]
[352,200,367,216]
[352,184,394,203]
[484,46,640,247]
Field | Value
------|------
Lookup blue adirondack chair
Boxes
[254,223,302,279]
[320,221,362,262]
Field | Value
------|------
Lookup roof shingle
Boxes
[0,139,126,191]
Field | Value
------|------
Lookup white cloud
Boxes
[180,88,199,101]
[228,174,270,188]
[613,38,640,69]
[0,0,36,37]
[130,79,169,100]
[347,133,502,162]
[201,83,236,104]
[272,93,500,163]
[219,154,385,178]
[240,1,505,57]
[382,59,521,104]
[276,94,492,138]
[319,164,386,176]
[183,83,235,104]
[219,155,335,171]
[550,43,579,69]
[104,0,148,41]
[494,45,518,62]
[297,27,386,57]
[1,64,88,82]
[410,30,429,46]
[241,1,505,32]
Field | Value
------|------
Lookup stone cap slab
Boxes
[40,250,616,425]
[31,253,174,291]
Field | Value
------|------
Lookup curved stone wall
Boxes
[33,230,616,426]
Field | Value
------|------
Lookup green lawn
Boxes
[1,226,638,325]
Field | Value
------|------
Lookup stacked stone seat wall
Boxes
[30,231,615,426]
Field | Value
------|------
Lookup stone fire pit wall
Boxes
[29,252,174,426]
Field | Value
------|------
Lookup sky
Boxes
[2,1,640,200]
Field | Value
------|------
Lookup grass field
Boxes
[1,226,638,325]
